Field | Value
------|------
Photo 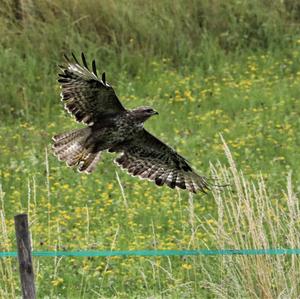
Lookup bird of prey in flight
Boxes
[52,53,210,193]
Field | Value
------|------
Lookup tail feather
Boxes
[53,128,84,143]
[78,151,101,173]
[52,128,101,173]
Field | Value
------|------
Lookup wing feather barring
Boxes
[52,53,211,194]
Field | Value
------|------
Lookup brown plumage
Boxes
[52,53,210,194]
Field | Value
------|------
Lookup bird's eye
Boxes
[146,109,153,113]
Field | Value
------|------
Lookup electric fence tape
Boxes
[1,249,300,258]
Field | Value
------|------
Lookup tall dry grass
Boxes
[201,137,300,298]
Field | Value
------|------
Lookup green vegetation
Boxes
[1,0,300,298]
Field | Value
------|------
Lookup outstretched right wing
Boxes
[58,53,125,125]
[114,129,210,194]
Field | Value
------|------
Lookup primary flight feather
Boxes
[52,53,210,193]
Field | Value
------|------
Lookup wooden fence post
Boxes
[14,214,36,299]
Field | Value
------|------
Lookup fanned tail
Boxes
[52,128,101,173]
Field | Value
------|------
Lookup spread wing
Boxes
[113,129,210,194]
[58,53,125,125]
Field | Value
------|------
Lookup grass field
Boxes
[1,1,300,298]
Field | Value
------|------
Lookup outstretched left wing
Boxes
[58,53,125,125]
[113,129,210,194]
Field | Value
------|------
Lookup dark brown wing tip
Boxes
[197,178,211,194]
[102,72,106,84]
[72,52,80,64]
[63,54,70,62]
[165,181,175,189]
[155,177,164,186]
[177,181,186,190]
[81,52,88,69]
[92,59,98,77]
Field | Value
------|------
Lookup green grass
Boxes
[1,0,300,298]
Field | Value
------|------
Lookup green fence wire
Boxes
[1,249,300,258]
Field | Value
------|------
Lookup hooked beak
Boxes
[152,110,159,115]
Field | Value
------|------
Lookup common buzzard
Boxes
[52,53,210,194]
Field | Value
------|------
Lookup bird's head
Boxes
[131,106,159,123]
